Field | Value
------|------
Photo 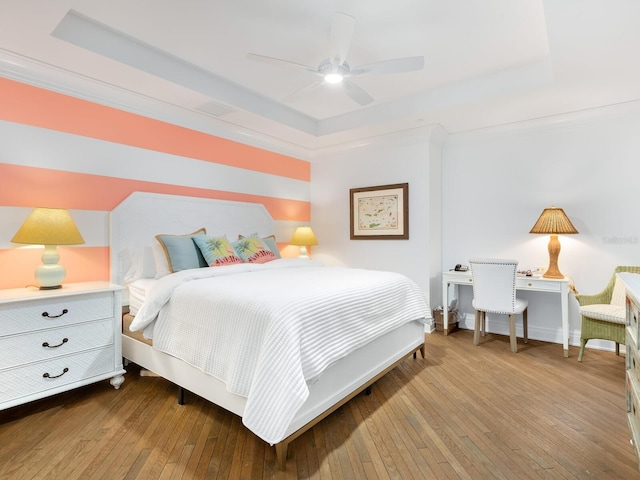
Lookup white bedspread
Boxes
[129,259,429,444]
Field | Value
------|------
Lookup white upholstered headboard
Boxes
[110,192,274,291]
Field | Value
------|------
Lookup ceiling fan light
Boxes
[324,73,343,84]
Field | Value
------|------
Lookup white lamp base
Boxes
[36,244,65,289]
[298,245,310,259]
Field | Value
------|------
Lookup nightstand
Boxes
[0,281,125,410]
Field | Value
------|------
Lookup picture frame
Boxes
[350,183,409,240]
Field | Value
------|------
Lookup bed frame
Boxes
[110,192,426,468]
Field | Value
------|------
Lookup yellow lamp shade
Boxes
[12,207,85,289]
[12,207,85,245]
[290,226,318,259]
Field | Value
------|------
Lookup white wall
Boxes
[310,126,446,319]
[443,101,640,350]
[311,102,640,352]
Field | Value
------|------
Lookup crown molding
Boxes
[449,98,640,143]
[0,48,315,161]
[309,123,449,160]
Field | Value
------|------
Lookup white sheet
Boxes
[127,278,156,316]
[129,259,429,444]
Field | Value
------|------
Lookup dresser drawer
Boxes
[516,278,563,292]
[0,319,115,369]
[628,296,640,345]
[0,346,116,404]
[628,373,640,433]
[628,332,640,381]
[0,293,114,336]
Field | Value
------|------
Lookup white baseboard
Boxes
[455,312,622,354]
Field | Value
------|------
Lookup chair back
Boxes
[608,266,640,303]
[469,258,519,314]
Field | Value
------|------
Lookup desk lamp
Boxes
[529,206,578,279]
[12,207,85,289]
[290,226,318,259]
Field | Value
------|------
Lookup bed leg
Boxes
[275,442,288,469]
[178,386,185,405]
[419,343,425,359]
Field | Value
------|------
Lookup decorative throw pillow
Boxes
[233,235,277,264]
[155,228,208,273]
[238,233,281,258]
[193,235,244,267]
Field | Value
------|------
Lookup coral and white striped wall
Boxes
[0,77,310,289]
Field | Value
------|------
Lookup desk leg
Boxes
[561,286,569,357]
[442,280,449,335]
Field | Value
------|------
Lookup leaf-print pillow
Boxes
[193,235,244,267]
[232,235,277,264]
[238,233,281,258]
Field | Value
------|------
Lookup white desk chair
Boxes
[469,258,528,353]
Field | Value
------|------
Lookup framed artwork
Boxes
[349,183,409,240]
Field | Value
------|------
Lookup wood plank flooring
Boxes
[1,329,639,479]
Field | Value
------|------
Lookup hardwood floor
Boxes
[1,329,639,479]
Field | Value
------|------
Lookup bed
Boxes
[110,192,429,467]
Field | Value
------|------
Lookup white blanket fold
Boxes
[129,259,428,444]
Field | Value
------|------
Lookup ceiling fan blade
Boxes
[329,12,355,67]
[342,79,374,106]
[246,53,319,75]
[282,79,325,104]
[349,56,425,76]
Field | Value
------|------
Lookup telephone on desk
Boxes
[454,264,469,272]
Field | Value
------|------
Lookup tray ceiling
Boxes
[1,1,639,151]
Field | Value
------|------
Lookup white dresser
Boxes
[619,272,640,469]
[0,281,125,410]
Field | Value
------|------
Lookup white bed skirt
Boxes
[122,319,425,443]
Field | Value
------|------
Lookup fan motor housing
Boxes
[319,60,350,75]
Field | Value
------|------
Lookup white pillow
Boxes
[152,241,171,278]
[141,246,157,279]
[123,245,155,282]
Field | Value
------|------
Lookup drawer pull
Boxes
[42,338,69,349]
[42,309,68,319]
[43,367,69,379]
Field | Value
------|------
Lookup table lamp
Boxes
[290,226,318,259]
[529,206,578,279]
[11,207,85,289]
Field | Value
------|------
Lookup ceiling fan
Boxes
[247,12,424,107]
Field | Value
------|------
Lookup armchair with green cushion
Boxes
[575,266,640,362]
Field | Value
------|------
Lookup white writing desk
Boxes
[442,270,572,357]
